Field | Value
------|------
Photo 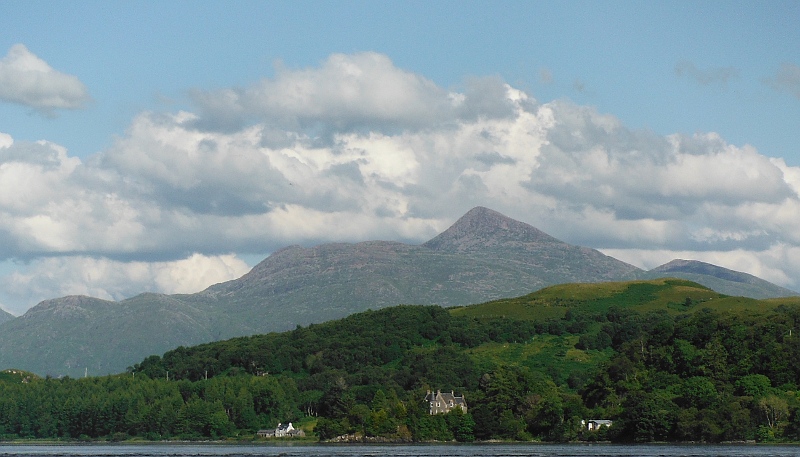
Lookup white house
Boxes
[582,419,613,431]
[257,422,305,438]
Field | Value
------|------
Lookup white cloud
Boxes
[189,52,518,134]
[0,132,12,149]
[0,254,250,315]
[0,44,91,115]
[3,52,800,313]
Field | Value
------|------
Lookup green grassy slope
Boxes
[449,278,773,321]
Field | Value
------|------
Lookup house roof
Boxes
[425,390,467,405]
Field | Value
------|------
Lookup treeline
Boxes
[3,301,800,442]
[0,373,299,440]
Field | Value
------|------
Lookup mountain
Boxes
[197,207,641,332]
[0,294,224,376]
[642,259,799,299]
[423,207,638,284]
[0,207,794,377]
[0,207,639,377]
[0,308,13,325]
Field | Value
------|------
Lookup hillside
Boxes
[133,277,794,401]
[126,279,800,442]
[141,278,745,389]
[2,279,800,443]
[450,277,765,321]
[0,207,795,378]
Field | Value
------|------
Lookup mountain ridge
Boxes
[0,206,795,377]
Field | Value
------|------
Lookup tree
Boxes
[445,409,475,442]
[759,395,788,430]
[678,376,717,409]
[615,390,675,442]
[736,374,772,398]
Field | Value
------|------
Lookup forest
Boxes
[2,280,800,443]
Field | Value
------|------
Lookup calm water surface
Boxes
[0,444,799,457]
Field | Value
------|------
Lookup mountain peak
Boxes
[23,295,111,319]
[423,207,561,252]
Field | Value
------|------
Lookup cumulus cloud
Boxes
[189,52,518,134]
[528,105,792,222]
[765,63,800,99]
[0,44,91,115]
[675,60,739,86]
[3,52,800,312]
[0,132,12,149]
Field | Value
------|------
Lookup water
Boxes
[0,444,798,457]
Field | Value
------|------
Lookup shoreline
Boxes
[0,439,797,446]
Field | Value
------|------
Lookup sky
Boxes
[0,1,799,315]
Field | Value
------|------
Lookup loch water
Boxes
[1,444,799,457]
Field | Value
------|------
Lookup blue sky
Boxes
[3,2,798,163]
[0,1,799,314]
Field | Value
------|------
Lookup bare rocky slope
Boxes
[0,207,794,377]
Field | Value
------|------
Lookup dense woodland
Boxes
[3,281,800,443]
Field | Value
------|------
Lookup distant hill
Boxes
[450,277,767,322]
[641,259,799,299]
[0,207,795,377]
[0,294,225,377]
